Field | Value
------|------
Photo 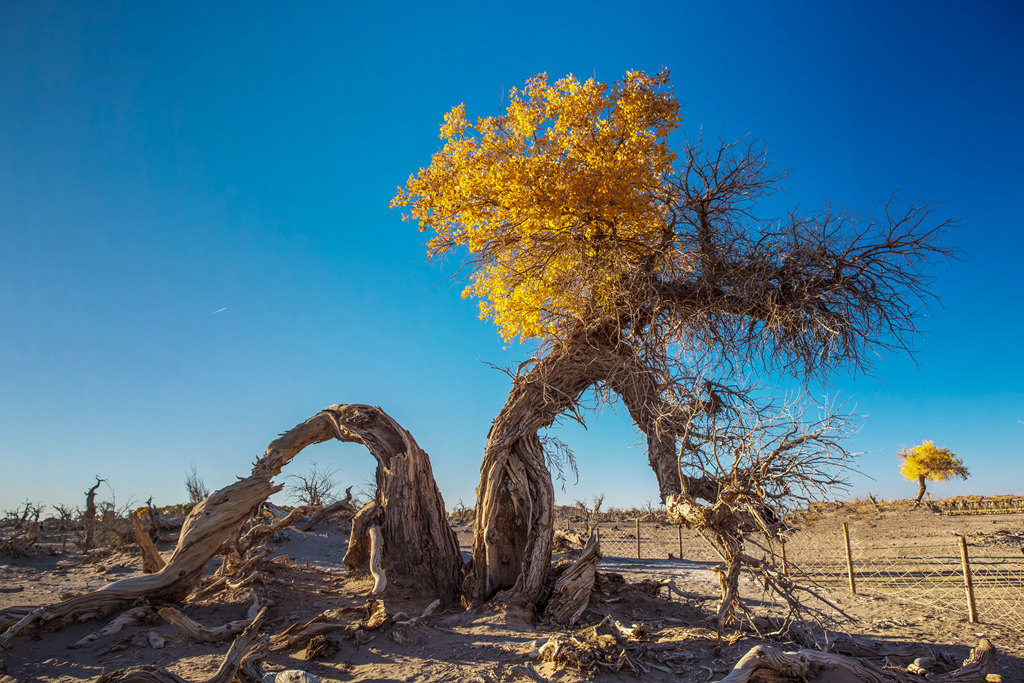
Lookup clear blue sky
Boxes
[2,1,1022,514]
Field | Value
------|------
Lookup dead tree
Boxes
[81,476,105,550]
[0,404,459,644]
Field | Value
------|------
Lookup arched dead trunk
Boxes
[465,334,617,606]
[258,404,462,602]
[1,404,459,644]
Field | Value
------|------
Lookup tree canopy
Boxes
[392,69,951,382]
[900,440,968,483]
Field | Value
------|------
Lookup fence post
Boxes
[677,523,683,560]
[781,539,789,576]
[957,535,979,624]
[636,518,641,559]
[843,522,856,595]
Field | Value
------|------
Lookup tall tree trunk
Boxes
[465,333,617,606]
[915,475,927,505]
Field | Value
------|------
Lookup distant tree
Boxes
[286,462,340,508]
[899,440,969,504]
[184,463,210,504]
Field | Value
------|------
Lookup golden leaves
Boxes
[899,440,969,483]
[391,70,682,341]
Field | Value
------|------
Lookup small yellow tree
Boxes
[899,440,969,504]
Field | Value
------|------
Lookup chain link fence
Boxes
[555,518,1024,631]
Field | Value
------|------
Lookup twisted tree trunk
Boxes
[465,333,618,607]
[259,404,462,602]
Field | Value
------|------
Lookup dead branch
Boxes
[69,606,155,649]
[720,637,996,683]
[133,515,166,574]
[158,593,262,643]
[95,609,267,683]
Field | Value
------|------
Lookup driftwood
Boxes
[720,638,996,683]
[95,610,267,683]
[547,533,601,625]
[158,594,263,643]
[133,516,166,574]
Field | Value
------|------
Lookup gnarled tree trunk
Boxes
[259,404,462,602]
[465,333,618,607]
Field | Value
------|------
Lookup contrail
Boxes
[210,307,227,315]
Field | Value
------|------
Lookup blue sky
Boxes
[2,1,1021,513]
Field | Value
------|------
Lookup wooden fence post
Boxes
[958,535,979,624]
[781,539,789,576]
[635,518,641,559]
[677,524,683,560]
[843,522,856,595]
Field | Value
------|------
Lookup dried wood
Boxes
[298,496,356,532]
[720,638,996,683]
[158,596,263,643]
[133,515,166,574]
[342,501,379,573]
[547,533,601,625]
[368,525,387,594]
[69,606,154,648]
[257,405,461,602]
[1,403,458,644]
[95,610,267,683]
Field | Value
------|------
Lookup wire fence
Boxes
[560,519,1024,631]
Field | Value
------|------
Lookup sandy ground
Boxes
[1,509,1022,682]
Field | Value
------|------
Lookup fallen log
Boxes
[0,475,276,645]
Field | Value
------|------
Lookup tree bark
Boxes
[915,475,927,504]
[547,533,601,625]
[465,333,619,606]
[262,405,461,602]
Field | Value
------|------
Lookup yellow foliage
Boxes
[899,440,969,483]
[391,70,683,342]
